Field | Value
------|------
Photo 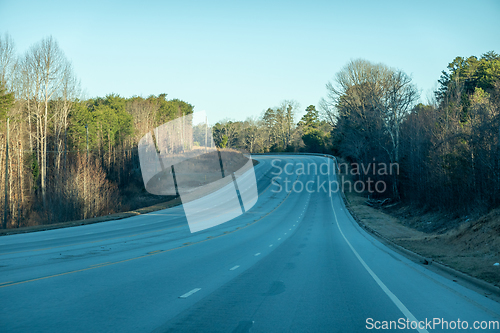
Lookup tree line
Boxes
[322,53,500,214]
[0,34,194,228]
[1,32,498,228]
[208,52,500,215]
[210,102,332,154]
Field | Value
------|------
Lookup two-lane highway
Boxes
[1,155,500,332]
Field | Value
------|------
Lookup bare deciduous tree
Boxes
[0,33,17,90]
[22,36,71,206]
[322,59,419,198]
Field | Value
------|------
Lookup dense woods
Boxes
[323,54,500,214]
[1,32,499,228]
[210,54,500,215]
[0,35,194,228]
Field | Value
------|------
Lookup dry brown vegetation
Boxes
[339,164,500,287]
[0,35,200,229]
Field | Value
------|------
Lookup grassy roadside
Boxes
[338,168,500,288]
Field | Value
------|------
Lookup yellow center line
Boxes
[0,281,13,285]
[1,167,275,257]
[0,225,184,256]
[1,161,280,257]
[90,262,110,267]
[0,173,302,290]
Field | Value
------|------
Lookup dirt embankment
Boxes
[338,170,500,287]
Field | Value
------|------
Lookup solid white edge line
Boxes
[179,288,201,299]
[328,159,428,333]
[229,265,240,271]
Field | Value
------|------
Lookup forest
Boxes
[0,33,499,228]
[0,35,196,228]
[209,53,500,215]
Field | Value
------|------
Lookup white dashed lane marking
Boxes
[179,288,201,299]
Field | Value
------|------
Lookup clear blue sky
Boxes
[1,0,499,123]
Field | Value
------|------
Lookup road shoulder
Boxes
[341,190,500,303]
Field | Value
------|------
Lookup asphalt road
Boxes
[1,155,499,332]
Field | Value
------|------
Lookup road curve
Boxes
[1,155,499,332]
